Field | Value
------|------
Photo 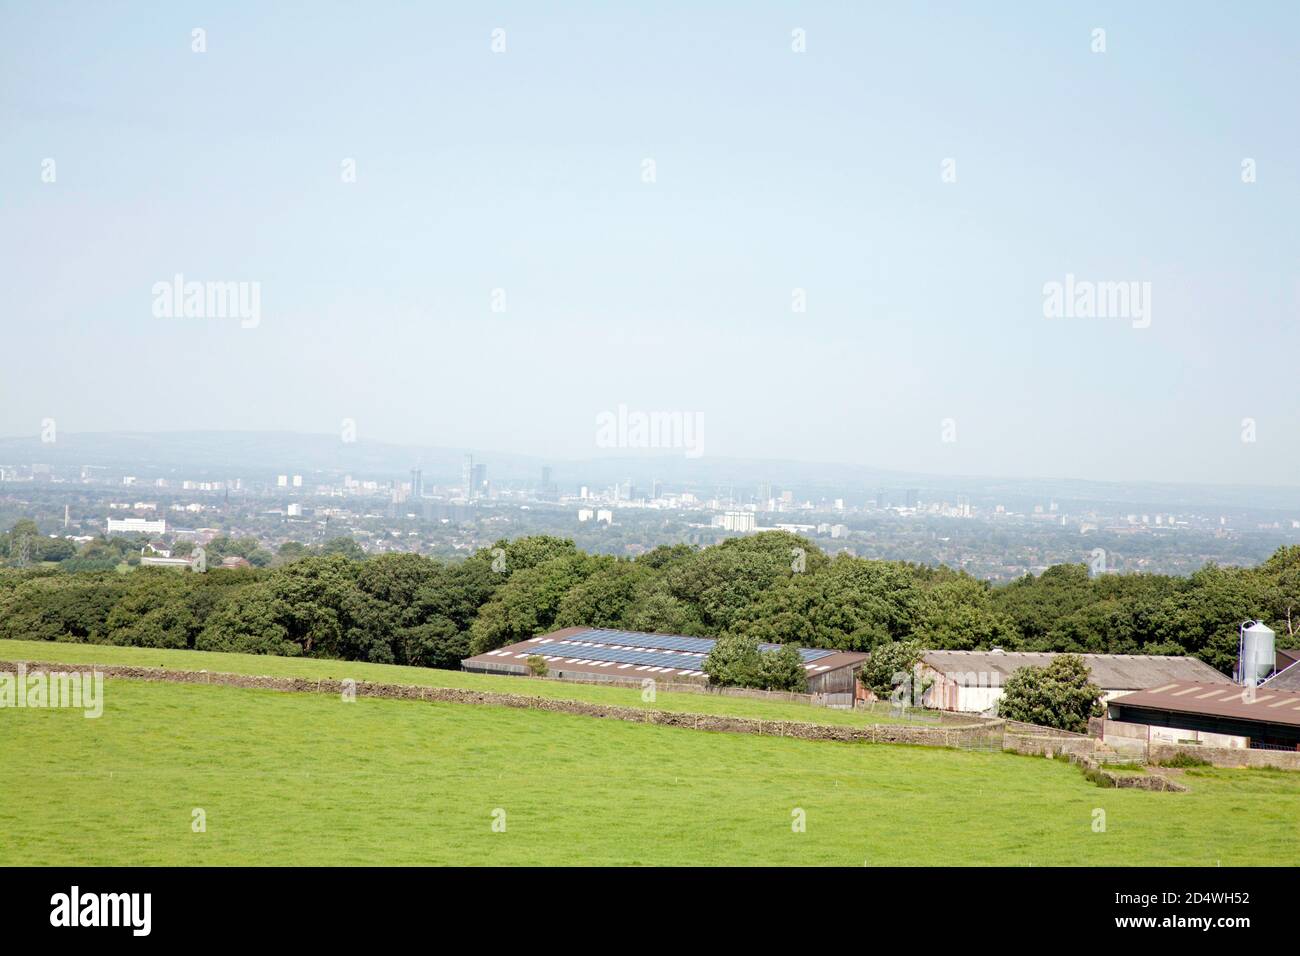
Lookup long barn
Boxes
[461,626,868,701]
[916,650,1232,713]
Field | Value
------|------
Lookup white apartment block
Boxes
[106,517,167,535]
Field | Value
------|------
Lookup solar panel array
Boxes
[564,628,838,664]
[534,641,708,672]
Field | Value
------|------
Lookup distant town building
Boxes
[140,555,192,569]
[720,511,756,533]
[107,517,166,536]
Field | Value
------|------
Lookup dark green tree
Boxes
[996,654,1103,733]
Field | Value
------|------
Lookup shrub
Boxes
[703,634,763,687]
[859,639,927,702]
[996,654,1103,734]
[526,654,548,677]
[1156,752,1211,769]
[758,644,808,693]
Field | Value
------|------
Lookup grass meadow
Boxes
[0,637,914,727]
[2,643,1298,865]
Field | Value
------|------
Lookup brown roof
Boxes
[919,650,1230,690]
[1108,681,1300,729]
[462,626,869,685]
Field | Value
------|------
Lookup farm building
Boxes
[1105,681,1300,751]
[461,626,869,700]
[916,650,1231,714]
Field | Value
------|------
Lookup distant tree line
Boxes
[2,527,1298,679]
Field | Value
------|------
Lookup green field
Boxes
[0,638,918,728]
[3,644,1299,865]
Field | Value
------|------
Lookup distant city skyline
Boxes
[3,3,1298,486]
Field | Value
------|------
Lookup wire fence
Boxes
[853,699,946,725]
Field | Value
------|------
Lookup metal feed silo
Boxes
[1238,621,1276,685]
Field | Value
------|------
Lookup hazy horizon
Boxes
[9,428,1300,506]
[4,2,1298,486]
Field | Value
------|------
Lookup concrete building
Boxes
[139,555,193,569]
[720,511,756,533]
[106,517,166,536]
[915,650,1231,714]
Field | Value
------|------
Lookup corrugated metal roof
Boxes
[1109,681,1300,728]
[1263,659,1300,691]
[919,650,1231,690]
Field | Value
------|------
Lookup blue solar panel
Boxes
[558,629,837,667]
[535,640,708,671]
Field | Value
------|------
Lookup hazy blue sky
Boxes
[2,2,1297,485]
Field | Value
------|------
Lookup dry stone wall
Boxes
[1149,743,1300,771]
[1,659,998,749]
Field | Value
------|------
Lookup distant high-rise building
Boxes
[471,463,488,499]
[541,465,552,490]
[277,475,288,487]
[721,511,756,533]
[462,454,474,498]
[410,468,423,499]
[651,479,663,500]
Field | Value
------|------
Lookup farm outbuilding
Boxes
[1106,681,1300,751]
[915,650,1232,714]
[461,626,869,700]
